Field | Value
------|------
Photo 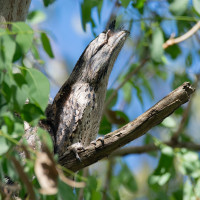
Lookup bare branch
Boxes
[59,82,195,172]
[163,21,200,49]
[171,75,199,142]
[111,141,200,157]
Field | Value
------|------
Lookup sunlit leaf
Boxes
[149,144,174,187]
[161,116,176,128]
[151,27,164,62]
[12,22,34,54]
[193,0,200,15]
[0,136,9,155]
[123,82,132,104]
[169,0,189,15]
[0,34,16,63]
[21,67,50,112]
[27,10,46,24]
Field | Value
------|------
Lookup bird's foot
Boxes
[91,137,104,148]
[68,143,85,161]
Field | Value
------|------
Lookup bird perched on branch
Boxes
[45,20,129,159]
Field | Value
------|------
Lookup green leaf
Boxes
[41,32,54,58]
[21,68,50,112]
[97,0,103,22]
[161,116,176,128]
[169,0,189,15]
[0,137,9,155]
[176,149,200,179]
[172,189,183,200]
[99,116,112,135]
[149,145,174,188]
[43,0,56,7]
[193,0,200,15]
[80,0,101,31]
[123,82,132,104]
[106,89,118,108]
[81,0,94,31]
[12,22,34,54]
[140,73,154,99]
[133,84,143,106]
[118,163,138,192]
[31,45,40,60]
[27,10,46,24]
[121,0,131,8]
[0,34,16,63]
[58,179,75,200]
[151,27,164,62]
[183,180,195,200]
[84,176,102,200]
[135,0,146,8]
[115,111,129,125]
[185,53,193,67]
[2,112,14,134]
[13,74,28,110]
[21,103,43,123]
[165,44,181,59]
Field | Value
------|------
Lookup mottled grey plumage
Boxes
[47,22,129,157]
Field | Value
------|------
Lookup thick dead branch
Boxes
[171,75,199,142]
[59,82,195,171]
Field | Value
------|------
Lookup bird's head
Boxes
[72,21,129,88]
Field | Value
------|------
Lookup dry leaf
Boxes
[34,149,58,195]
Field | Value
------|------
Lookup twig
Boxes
[110,141,200,157]
[163,21,200,49]
[59,82,195,172]
[104,57,149,109]
[78,168,89,200]
[102,159,114,200]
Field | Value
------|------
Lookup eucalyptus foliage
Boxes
[0,0,200,199]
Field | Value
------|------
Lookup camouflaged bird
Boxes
[46,21,129,159]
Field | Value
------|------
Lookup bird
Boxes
[45,21,129,159]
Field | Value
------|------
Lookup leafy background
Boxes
[1,0,200,199]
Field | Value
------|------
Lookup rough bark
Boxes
[0,0,31,26]
[58,82,195,172]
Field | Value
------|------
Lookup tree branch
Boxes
[111,141,200,157]
[59,82,195,171]
[171,75,199,142]
[163,21,200,49]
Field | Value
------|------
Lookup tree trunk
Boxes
[0,0,31,28]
